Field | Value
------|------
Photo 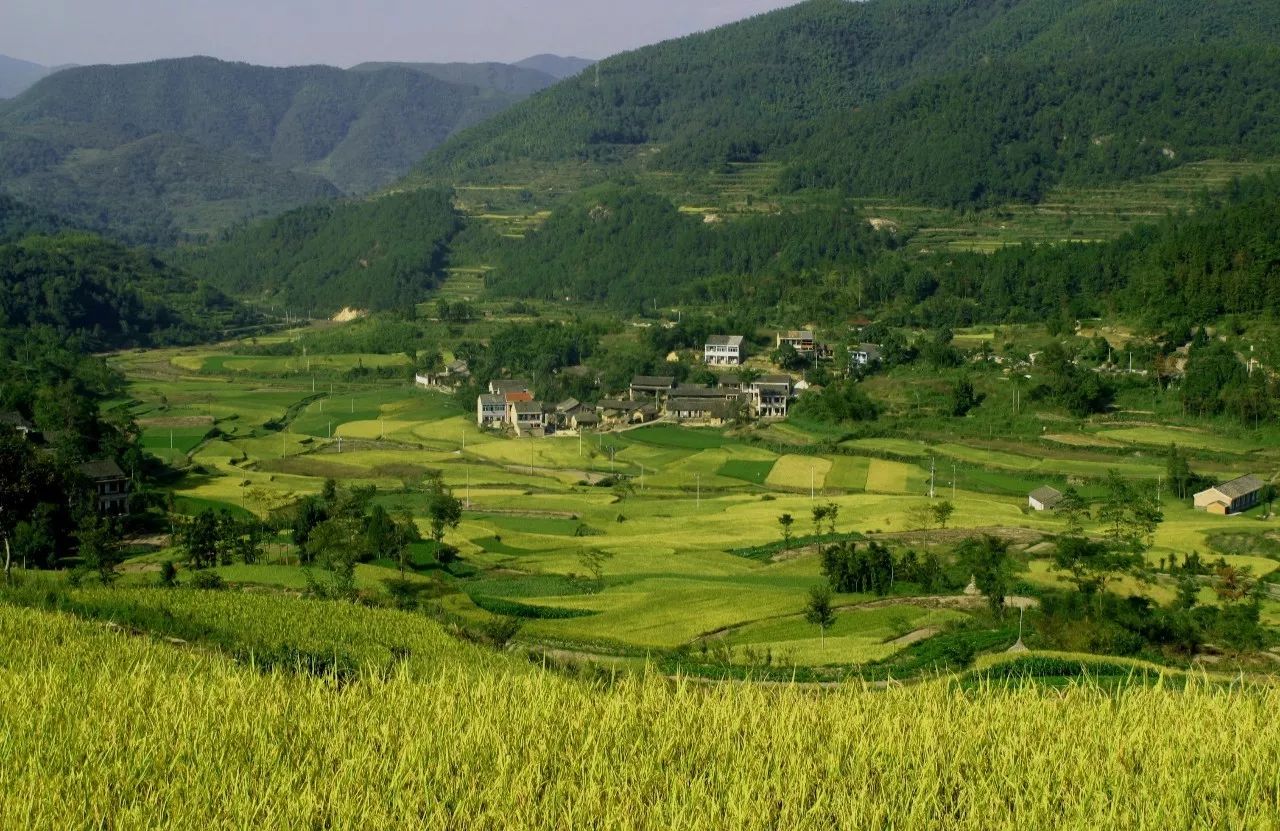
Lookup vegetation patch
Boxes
[717,459,776,485]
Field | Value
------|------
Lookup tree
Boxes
[76,513,122,585]
[1214,565,1257,604]
[824,503,839,534]
[778,513,795,549]
[1165,444,1195,500]
[811,504,828,537]
[305,517,364,599]
[1096,472,1162,555]
[426,481,463,545]
[804,584,836,648]
[578,547,615,584]
[179,510,222,569]
[950,376,979,417]
[1055,486,1090,536]
[931,500,955,530]
[957,535,1013,618]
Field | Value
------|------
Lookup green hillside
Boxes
[0,230,255,348]
[179,188,461,313]
[412,0,1280,203]
[0,57,530,243]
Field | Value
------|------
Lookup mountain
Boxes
[0,57,532,244]
[513,55,595,79]
[414,0,1280,206]
[0,55,65,99]
[178,189,461,313]
[0,228,255,349]
[349,61,558,96]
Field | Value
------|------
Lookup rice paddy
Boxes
[100,340,1280,673]
[3,595,1280,829]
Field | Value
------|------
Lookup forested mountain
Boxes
[179,189,462,313]
[478,174,1280,329]
[513,55,594,79]
[349,61,557,96]
[0,230,255,349]
[414,0,1280,206]
[0,57,531,244]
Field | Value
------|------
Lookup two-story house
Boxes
[704,336,745,367]
[776,330,816,356]
[749,375,794,419]
[80,459,130,515]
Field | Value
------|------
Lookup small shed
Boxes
[1029,486,1064,512]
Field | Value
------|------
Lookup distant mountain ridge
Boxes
[0,54,76,99]
[349,61,558,96]
[0,56,547,243]
[513,55,595,79]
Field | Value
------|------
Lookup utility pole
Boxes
[338,436,343,454]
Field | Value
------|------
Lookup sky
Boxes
[0,0,802,68]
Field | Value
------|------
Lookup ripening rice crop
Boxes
[2,597,1279,830]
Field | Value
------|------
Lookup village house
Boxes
[704,335,745,367]
[777,330,816,356]
[571,411,600,431]
[0,411,35,440]
[849,343,883,369]
[667,397,737,425]
[1028,486,1064,512]
[748,375,794,419]
[629,375,676,401]
[1194,475,1265,516]
[596,399,647,427]
[415,359,470,390]
[508,400,547,436]
[489,379,532,396]
[80,459,130,515]
[476,394,507,427]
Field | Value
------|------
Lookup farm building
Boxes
[629,376,676,401]
[571,411,600,430]
[776,330,816,355]
[1028,486,1064,512]
[704,335,745,366]
[80,459,130,515]
[476,394,507,427]
[1194,475,1265,516]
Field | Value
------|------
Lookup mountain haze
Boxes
[0,57,537,243]
[349,61,558,96]
[0,54,68,99]
[513,55,595,79]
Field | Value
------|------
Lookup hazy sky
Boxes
[1,0,802,68]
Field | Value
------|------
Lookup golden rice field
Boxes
[3,597,1280,830]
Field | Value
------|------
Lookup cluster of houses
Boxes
[1,411,130,514]
[702,332,880,370]
[475,373,800,436]
[1029,474,1268,517]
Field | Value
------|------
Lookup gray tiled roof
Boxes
[1213,475,1265,500]
[1029,486,1064,506]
